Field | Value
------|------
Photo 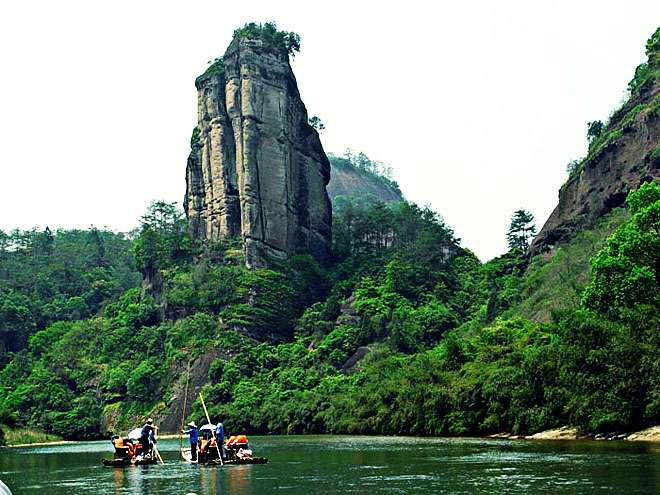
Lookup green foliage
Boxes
[583,181,660,318]
[566,159,581,176]
[555,309,654,431]
[506,209,537,253]
[195,182,658,438]
[133,200,192,279]
[0,179,656,441]
[0,227,139,363]
[515,208,629,321]
[1,427,61,446]
[232,22,301,57]
[587,120,604,143]
[127,358,165,401]
[308,116,325,131]
[202,58,224,78]
[190,127,201,148]
[628,27,660,94]
[328,151,402,213]
[482,249,526,320]
[588,127,623,157]
[221,269,297,339]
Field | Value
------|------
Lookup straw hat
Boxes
[188,421,197,428]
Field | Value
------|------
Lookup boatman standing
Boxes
[140,418,157,457]
[215,421,225,459]
[182,421,199,462]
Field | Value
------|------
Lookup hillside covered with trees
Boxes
[327,151,404,209]
[0,179,657,442]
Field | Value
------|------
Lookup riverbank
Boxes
[625,426,660,442]
[1,427,64,447]
[3,426,659,448]
[488,425,660,442]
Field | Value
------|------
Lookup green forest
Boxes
[0,178,657,443]
[0,24,658,446]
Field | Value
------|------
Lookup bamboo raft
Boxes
[102,456,159,467]
[180,446,267,465]
[179,386,268,466]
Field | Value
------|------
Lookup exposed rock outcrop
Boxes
[530,31,660,255]
[185,36,332,268]
[155,347,227,433]
[625,425,660,442]
[525,426,579,440]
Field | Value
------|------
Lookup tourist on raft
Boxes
[182,421,199,462]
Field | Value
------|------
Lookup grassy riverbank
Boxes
[2,427,63,447]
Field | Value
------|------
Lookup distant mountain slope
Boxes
[327,153,404,208]
[530,27,659,255]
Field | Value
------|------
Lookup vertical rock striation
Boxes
[184,36,332,268]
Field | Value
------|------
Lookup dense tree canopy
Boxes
[0,227,139,364]
[0,183,657,443]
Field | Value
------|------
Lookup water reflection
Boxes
[198,465,218,494]
[112,467,124,494]
[226,465,250,493]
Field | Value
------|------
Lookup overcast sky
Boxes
[1,1,658,260]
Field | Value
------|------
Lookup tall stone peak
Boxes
[530,27,660,255]
[184,31,332,268]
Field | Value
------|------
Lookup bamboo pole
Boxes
[153,442,164,465]
[179,362,191,457]
[199,393,223,466]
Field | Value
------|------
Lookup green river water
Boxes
[0,435,658,494]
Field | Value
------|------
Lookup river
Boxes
[0,435,658,494]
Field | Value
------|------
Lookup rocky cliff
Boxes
[184,35,332,268]
[530,29,660,255]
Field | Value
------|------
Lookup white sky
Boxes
[0,1,658,261]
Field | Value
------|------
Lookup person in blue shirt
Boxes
[182,421,199,462]
[140,418,156,457]
[215,422,225,460]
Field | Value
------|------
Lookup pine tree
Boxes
[507,209,537,253]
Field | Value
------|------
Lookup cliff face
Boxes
[530,33,660,255]
[185,37,332,268]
